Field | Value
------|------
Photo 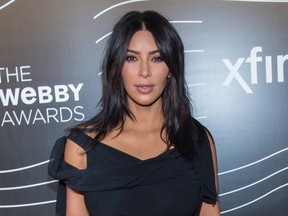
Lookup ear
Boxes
[167,73,171,79]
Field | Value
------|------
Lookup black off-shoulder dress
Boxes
[48,128,217,216]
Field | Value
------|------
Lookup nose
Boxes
[138,59,151,78]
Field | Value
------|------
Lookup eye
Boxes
[125,55,137,62]
[152,56,163,62]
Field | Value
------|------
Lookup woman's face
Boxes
[121,30,169,108]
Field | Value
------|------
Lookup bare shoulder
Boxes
[200,128,220,216]
[64,137,87,170]
[204,128,215,148]
[203,128,218,179]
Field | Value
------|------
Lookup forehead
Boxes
[128,30,158,50]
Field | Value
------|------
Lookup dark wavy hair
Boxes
[72,10,205,159]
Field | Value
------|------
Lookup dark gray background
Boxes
[0,0,287,215]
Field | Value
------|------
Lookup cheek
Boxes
[122,64,138,80]
[155,66,170,81]
[121,67,131,83]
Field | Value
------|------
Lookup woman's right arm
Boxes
[64,138,89,216]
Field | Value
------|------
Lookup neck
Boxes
[125,100,164,133]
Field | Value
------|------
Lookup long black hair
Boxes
[72,11,206,159]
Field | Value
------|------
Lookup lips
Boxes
[135,84,154,94]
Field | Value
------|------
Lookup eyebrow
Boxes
[127,49,160,55]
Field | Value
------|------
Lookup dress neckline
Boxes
[96,141,176,162]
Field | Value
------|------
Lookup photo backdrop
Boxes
[0,0,287,215]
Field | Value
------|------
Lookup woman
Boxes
[49,11,220,216]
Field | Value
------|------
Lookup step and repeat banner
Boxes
[0,0,287,215]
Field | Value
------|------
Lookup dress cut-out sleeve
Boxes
[193,127,218,204]
[48,131,89,215]
[48,132,88,186]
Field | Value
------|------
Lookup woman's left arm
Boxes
[200,131,221,216]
